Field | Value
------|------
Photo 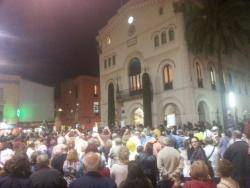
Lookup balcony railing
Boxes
[116,88,143,102]
[164,82,173,90]
[211,82,216,90]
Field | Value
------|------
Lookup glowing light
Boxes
[128,16,134,24]
[58,108,63,112]
[228,91,236,108]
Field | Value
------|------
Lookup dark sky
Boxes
[0,0,124,85]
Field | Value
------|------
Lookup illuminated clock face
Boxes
[128,25,136,37]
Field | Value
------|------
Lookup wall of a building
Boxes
[58,75,100,128]
[19,79,54,122]
[98,0,250,126]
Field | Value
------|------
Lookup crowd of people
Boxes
[0,121,250,188]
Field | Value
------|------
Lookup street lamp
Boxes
[128,16,134,24]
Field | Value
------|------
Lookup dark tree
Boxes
[142,73,152,127]
[108,83,115,128]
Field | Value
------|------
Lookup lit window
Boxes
[106,36,111,45]
[93,101,100,114]
[169,27,175,41]
[154,35,160,47]
[196,63,203,88]
[210,67,216,90]
[161,31,167,44]
[112,55,116,66]
[128,16,134,24]
[163,65,173,90]
[69,90,72,94]
[94,85,98,97]
[129,58,142,93]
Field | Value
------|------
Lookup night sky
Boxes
[0,0,125,85]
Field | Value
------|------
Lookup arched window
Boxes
[129,58,142,93]
[154,35,160,47]
[163,65,173,90]
[168,27,175,42]
[210,67,216,90]
[196,63,203,88]
[161,31,167,44]
[228,73,233,90]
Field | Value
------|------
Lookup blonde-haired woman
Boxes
[183,160,216,188]
[63,149,81,185]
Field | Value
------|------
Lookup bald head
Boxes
[83,152,101,172]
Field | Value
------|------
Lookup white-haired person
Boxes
[69,152,116,188]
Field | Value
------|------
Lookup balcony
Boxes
[211,82,216,90]
[116,88,143,102]
[164,82,173,90]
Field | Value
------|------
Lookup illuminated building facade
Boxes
[0,74,54,125]
[55,75,100,129]
[97,0,250,127]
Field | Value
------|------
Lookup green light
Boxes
[3,104,16,122]
[18,105,33,122]
[17,109,21,118]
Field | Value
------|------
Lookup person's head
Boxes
[85,143,98,154]
[4,154,31,178]
[191,137,200,149]
[127,161,145,180]
[118,146,129,164]
[66,149,79,162]
[36,153,49,169]
[190,160,210,181]
[114,138,122,146]
[83,152,101,172]
[144,142,153,155]
[217,159,234,178]
[233,130,242,140]
[67,140,75,150]
[159,136,174,147]
[225,130,232,138]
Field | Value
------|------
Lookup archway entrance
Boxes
[164,103,181,127]
[198,101,210,122]
[132,107,144,126]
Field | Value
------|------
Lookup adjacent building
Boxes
[55,75,100,129]
[97,0,250,127]
[0,74,54,126]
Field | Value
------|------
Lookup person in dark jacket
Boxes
[119,161,153,188]
[30,153,67,188]
[224,130,249,187]
[51,145,67,175]
[0,153,32,188]
[189,137,214,178]
[69,152,116,188]
[137,142,157,188]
